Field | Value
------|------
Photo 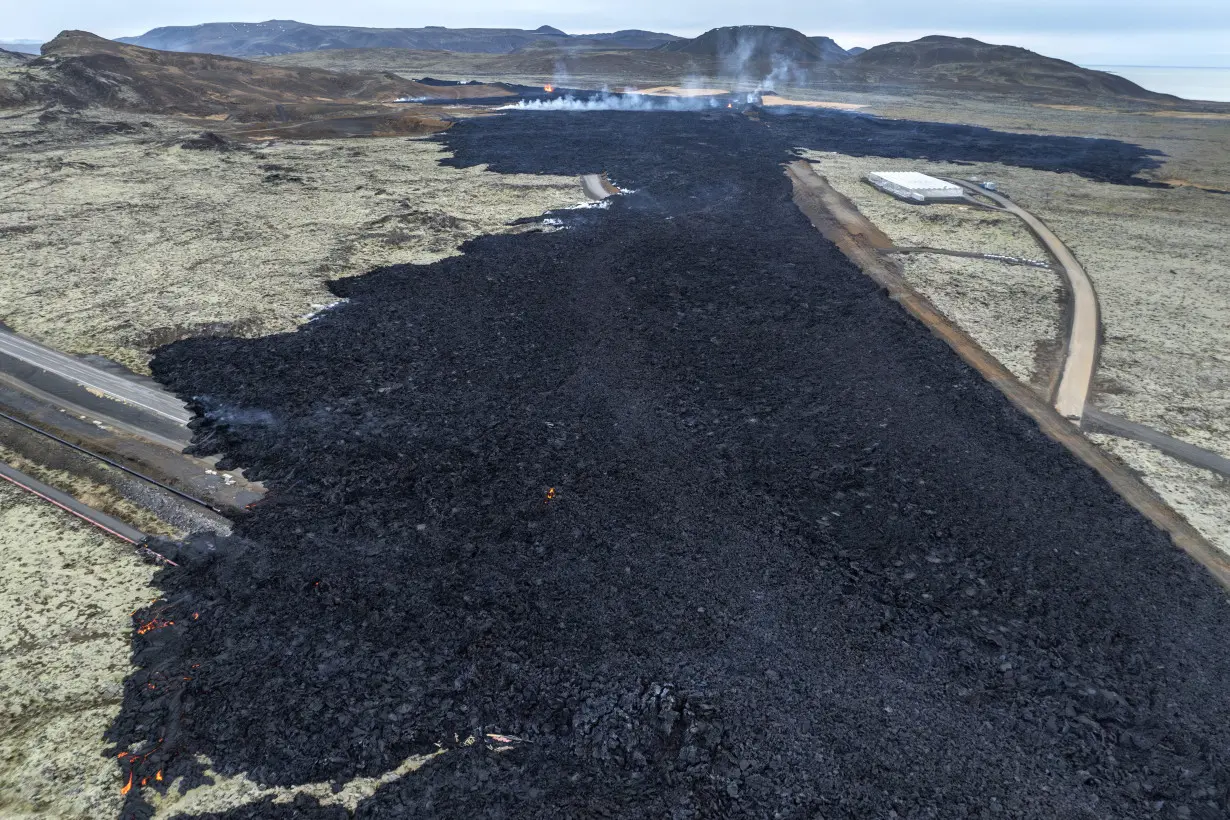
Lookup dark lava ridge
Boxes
[112,110,1227,819]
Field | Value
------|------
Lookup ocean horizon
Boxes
[1086,65,1230,102]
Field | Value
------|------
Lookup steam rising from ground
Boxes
[501,92,731,112]
[506,30,814,113]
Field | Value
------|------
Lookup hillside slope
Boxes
[117,20,679,58]
[659,25,835,65]
[808,36,851,62]
[849,35,1171,99]
[0,31,508,115]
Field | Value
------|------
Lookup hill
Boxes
[117,20,679,58]
[0,31,509,116]
[262,45,696,90]
[808,36,851,62]
[658,25,838,65]
[581,30,682,49]
[264,28,1175,104]
[848,35,1171,99]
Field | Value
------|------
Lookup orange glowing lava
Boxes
[544,84,554,93]
[120,771,133,795]
[137,617,174,635]
[156,770,164,782]
[545,487,557,503]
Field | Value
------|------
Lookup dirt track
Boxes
[944,178,1101,421]
[112,110,1230,818]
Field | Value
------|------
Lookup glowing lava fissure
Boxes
[115,740,166,796]
[136,616,174,635]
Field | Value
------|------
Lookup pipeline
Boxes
[0,408,221,513]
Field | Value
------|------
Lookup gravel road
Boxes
[112,110,1230,819]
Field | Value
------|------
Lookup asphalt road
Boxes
[0,328,263,516]
[0,328,192,426]
[943,178,1101,421]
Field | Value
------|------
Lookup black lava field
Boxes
[114,110,1228,819]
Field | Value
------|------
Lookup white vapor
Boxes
[500,91,730,112]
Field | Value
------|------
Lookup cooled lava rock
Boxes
[111,109,1228,819]
[180,131,237,151]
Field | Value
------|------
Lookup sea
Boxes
[1085,66,1230,103]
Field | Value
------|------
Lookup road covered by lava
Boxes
[113,110,1228,818]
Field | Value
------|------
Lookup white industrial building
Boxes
[866,171,966,203]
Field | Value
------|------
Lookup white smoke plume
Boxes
[500,92,729,112]
[507,29,813,113]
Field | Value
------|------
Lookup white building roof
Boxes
[867,172,962,194]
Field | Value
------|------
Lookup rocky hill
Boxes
[117,20,679,58]
[0,31,507,116]
[580,30,682,49]
[808,36,851,62]
[848,35,1170,99]
[658,25,840,65]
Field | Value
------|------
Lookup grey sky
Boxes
[5,0,1229,66]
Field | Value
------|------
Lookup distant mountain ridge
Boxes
[0,41,42,55]
[0,47,33,67]
[117,20,682,58]
[0,30,506,115]
[658,26,848,65]
[848,35,1169,99]
[3,26,1181,109]
[808,36,852,62]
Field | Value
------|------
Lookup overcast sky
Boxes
[5,0,1229,67]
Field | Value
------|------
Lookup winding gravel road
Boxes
[942,178,1101,421]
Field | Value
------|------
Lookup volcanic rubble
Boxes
[110,110,1227,819]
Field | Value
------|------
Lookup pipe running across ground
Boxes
[0,459,147,546]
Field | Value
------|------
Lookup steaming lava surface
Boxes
[114,110,1228,818]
